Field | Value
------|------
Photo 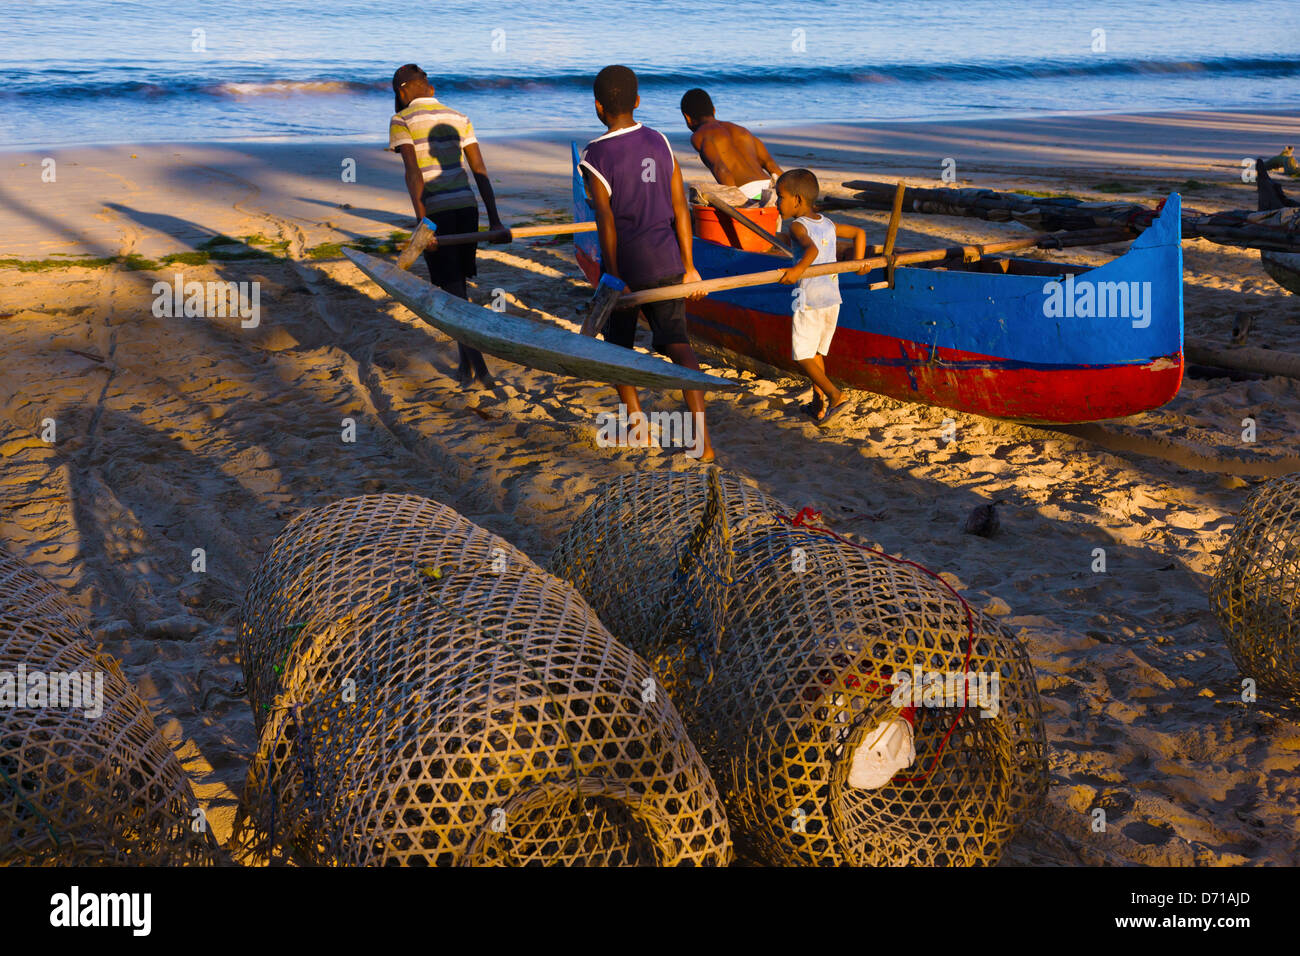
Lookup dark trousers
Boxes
[420,205,478,295]
[420,205,487,378]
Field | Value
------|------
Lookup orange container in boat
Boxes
[691,204,782,252]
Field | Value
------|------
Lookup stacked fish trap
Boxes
[549,468,782,716]
[0,551,217,865]
[550,469,1049,866]
[1211,474,1300,700]
[236,494,730,866]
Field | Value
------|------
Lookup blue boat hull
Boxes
[571,145,1184,424]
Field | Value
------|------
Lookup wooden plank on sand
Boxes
[1184,339,1300,381]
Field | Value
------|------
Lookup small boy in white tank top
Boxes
[775,168,868,425]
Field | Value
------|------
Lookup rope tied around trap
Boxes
[667,496,978,785]
[774,505,980,785]
[665,502,978,785]
[549,468,1048,866]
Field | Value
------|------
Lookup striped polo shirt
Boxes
[388,97,478,214]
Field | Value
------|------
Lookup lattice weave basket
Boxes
[550,468,1049,866]
[235,494,730,866]
[550,468,786,715]
[0,551,217,865]
[1211,473,1300,700]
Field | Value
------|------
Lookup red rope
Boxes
[778,507,977,785]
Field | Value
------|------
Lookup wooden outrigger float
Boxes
[342,247,742,393]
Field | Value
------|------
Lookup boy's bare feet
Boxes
[455,343,474,387]
[455,344,491,389]
[683,440,715,463]
[818,398,851,427]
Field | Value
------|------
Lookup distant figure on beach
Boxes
[775,168,867,426]
[680,88,783,205]
[580,65,715,462]
[389,63,504,388]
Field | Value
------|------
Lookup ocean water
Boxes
[2,0,1299,147]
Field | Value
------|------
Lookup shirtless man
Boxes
[680,88,782,203]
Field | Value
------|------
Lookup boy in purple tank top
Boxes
[580,65,714,462]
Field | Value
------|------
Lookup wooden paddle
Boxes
[617,228,1134,309]
[420,221,599,248]
[398,219,599,269]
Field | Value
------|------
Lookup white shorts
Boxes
[792,305,839,361]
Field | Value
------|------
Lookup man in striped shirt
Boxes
[390,63,505,388]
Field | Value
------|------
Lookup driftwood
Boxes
[1257,164,1300,294]
[1184,340,1300,381]
[843,179,1300,255]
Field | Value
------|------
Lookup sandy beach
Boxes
[3,108,1300,865]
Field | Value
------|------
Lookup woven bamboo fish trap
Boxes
[1211,474,1300,700]
[235,494,730,866]
[550,469,1049,866]
[0,552,218,866]
[549,468,786,714]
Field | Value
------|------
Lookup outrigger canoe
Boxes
[570,145,1184,425]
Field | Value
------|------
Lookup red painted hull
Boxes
[575,244,1182,425]
[689,296,1182,424]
